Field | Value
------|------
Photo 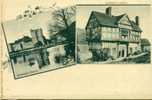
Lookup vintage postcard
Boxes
[2,0,76,79]
[1,0,152,99]
[77,5,151,64]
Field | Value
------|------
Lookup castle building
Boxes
[85,7,142,59]
[9,28,50,68]
[30,28,45,45]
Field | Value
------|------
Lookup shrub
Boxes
[133,50,141,55]
[55,54,65,64]
[91,49,109,61]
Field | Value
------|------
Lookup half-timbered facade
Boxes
[86,7,142,59]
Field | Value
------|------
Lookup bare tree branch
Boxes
[48,6,76,36]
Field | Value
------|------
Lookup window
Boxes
[114,28,117,32]
[118,51,121,57]
[130,48,133,54]
[111,28,113,32]
[120,28,129,35]
[121,35,127,39]
[115,28,118,32]
[102,27,105,32]
[107,28,110,32]
[122,50,125,57]
[113,28,115,32]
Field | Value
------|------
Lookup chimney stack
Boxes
[135,16,139,26]
[106,7,112,16]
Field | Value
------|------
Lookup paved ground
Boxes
[121,52,150,64]
[81,52,151,64]
[109,52,151,64]
[78,43,151,64]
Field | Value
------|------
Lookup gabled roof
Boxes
[92,11,124,27]
[86,11,142,32]
[130,21,142,32]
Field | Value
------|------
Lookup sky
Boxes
[3,11,53,43]
[76,5,151,39]
[1,0,75,21]
[1,0,151,42]
[1,0,75,43]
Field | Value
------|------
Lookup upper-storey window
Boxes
[112,28,118,32]
[131,31,140,37]
[111,28,114,32]
[135,32,140,36]
[102,27,119,33]
[102,27,107,32]
[120,28,129,35]
[116,28,119,32]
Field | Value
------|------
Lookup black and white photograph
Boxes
[2,0,76,79]
[77,5,151,64]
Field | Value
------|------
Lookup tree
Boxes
[48,6,76,59]
[48,6,76,34]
